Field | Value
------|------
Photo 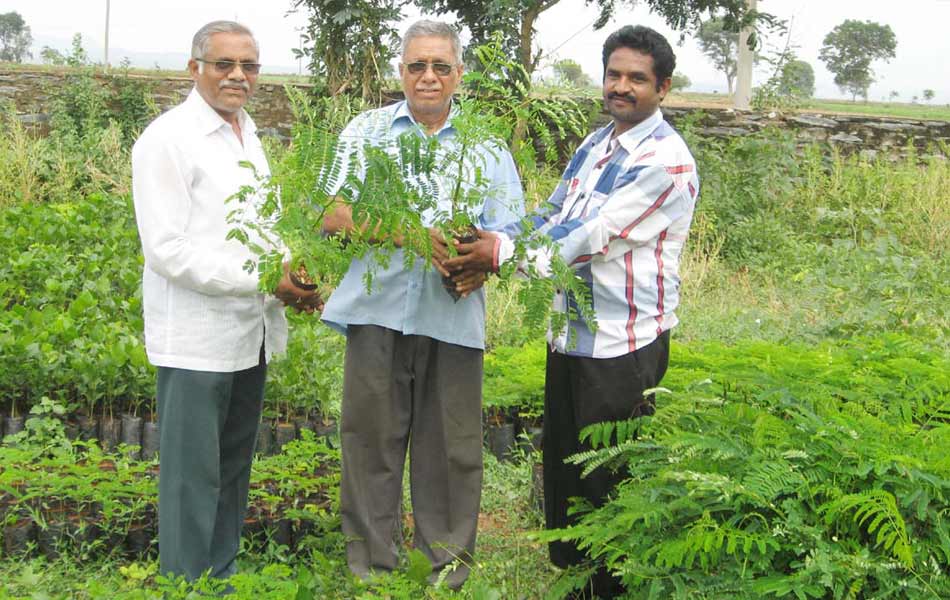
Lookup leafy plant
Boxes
[544,334,950,598]
[227,38,595,339]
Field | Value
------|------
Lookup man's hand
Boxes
[451,268,488,298]
[441,229,498,274]
[275,264,322,314]
[429,228,451,277]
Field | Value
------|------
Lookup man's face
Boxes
[602,47,670,135]
[188,32,259,120]
[399,35,463,122]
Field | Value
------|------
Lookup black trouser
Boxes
[543,331,670,598]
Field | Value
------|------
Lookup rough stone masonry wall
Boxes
[2,68,948,159]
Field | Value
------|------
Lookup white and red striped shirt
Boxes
[498,109,698,358]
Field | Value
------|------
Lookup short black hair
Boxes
[602,25,676,90]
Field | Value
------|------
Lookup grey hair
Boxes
[191,20,259,59]
[401,20,463,64]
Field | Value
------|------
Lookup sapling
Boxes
[227,38,597,340]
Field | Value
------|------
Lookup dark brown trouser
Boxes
[544,331,670,599]
[340,325,483,590]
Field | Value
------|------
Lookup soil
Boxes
[290,264,318,291]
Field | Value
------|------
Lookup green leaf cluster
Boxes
[545,333,950,598]
[0,193,152,417]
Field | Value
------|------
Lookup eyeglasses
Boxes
[195,58,262,75]
[403,61,455,76]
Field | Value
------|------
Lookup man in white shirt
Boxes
[131,20,316,582]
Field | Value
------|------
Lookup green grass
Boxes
[671,91,950,121]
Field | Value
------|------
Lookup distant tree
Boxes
[819,19,896,102]
[552,58,591,87]
[40,46,66,66]
[291,0,403,103]
[0,11,33,63]
[695,17,741,94]
[911,95,919,104]
[923,89,935,102]
[889,90,899,101]
[671,72,691,91]
[777,59,814,97]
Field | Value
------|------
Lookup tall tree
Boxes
[695,16,739,94]
[819,19,896,102]
[291,0,404,103]
[922,89,935,103]
[552,58,591,87]
[777,58,814,97]
[415,0,771,78]
[0,11,33,63]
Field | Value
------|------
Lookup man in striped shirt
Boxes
[445,25,698,598]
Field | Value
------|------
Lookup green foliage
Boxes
[0,193,152,415]
[0,35,159,206]
[266,316,345,420]
[291,0,403,103]
[0,11,32,63]
[778,59,815,97]
[819,20,897,101]
[483,342,545,417]
[544,334,950,598]
[671,72,691,91]
[552,59,591,88]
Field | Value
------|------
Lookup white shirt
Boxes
[131,88,288,372]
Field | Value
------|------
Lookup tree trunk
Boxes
[519,5,541,77]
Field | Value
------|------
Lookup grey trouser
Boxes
[340,324,483,589]
[156,352,266,581]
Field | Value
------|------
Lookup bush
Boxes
[548,334,950,598]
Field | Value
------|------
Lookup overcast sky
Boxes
[4,0,949,104]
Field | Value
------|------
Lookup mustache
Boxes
[219,81,250,92]
[607,92,636,103]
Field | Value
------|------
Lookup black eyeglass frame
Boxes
[194,58,262,75]
[402,61,457,76]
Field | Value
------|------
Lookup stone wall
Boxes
[2,68,948,158]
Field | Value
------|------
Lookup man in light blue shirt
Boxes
[321,20,524,590]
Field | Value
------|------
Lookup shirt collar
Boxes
[609,108,663,154]
[391,100,458,136]
[185,87,256,137]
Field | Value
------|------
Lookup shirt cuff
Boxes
[496,235,515,269]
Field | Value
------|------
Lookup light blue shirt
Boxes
[322,101,525,350]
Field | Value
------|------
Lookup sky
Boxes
[4,0,949,104]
